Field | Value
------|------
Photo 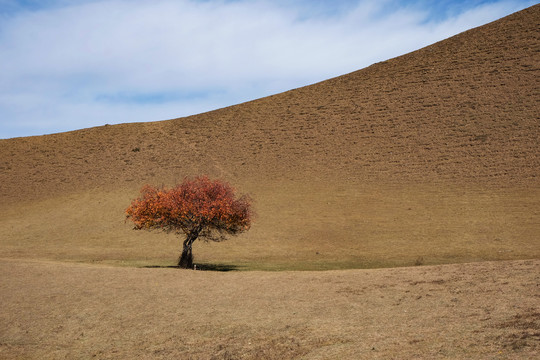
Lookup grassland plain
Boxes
[0,4,539,359]
[0,183,538,270]
[0,258,538,359]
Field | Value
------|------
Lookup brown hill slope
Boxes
[0,5,539,269]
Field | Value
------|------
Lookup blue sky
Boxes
[0,0,536,139]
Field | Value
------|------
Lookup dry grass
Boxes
[1,182,538,271]
[1,258,538,359]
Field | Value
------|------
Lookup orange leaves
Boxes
[125,176,253,239]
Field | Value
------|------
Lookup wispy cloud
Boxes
[0,0,535,138]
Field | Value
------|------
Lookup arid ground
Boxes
[1,258,538,359]
[1,4,539,359]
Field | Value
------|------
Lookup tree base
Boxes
[178,247,193,269]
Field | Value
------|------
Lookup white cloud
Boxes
[0,0,535,138]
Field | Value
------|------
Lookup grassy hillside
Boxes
[0,5,539,270]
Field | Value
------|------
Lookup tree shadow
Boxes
[143,265,180,269]
[142,263,241,272]
[195,263,241,272]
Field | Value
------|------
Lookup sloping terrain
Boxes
[0,5,539,269]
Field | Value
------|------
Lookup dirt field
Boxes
[1,258,538,359]
[0,5,539,359]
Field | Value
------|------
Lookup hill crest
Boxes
[1,4,539,205]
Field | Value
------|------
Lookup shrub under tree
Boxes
[126,176,253,268]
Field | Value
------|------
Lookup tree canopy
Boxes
[126,176,253,268]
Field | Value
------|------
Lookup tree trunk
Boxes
[178,244,193,269]
[178,226,202,268]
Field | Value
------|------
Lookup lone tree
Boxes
[126,176,253,268]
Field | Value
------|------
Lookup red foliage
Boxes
[126,176,253,240]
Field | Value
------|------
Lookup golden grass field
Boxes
[1,183,538,271]
[1,4,539,359]
[1,258,538,359]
